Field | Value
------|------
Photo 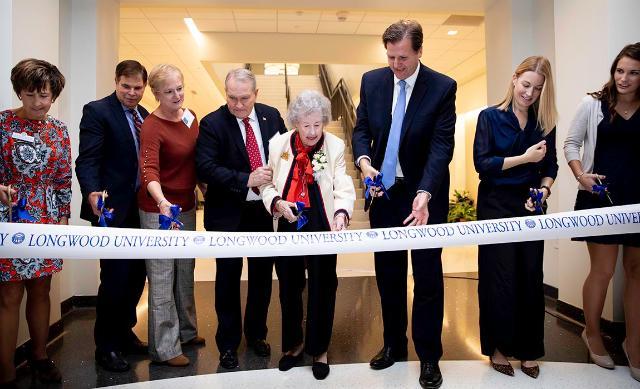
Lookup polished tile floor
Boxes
[12,275,635,388]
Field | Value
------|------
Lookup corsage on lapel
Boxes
[312,150,327,181]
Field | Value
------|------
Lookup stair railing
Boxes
[319,64,357,150]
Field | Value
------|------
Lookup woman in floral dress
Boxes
[0,59,70,386]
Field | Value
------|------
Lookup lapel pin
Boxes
[281,151,289,161]
[262,117,267,121]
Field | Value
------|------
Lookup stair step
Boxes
[348,220,371,230]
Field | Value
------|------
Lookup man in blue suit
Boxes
[75,60,149,372]
[352,20,456,389]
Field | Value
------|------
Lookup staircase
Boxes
[255,74,370,230]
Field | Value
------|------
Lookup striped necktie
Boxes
[129,109,142,145]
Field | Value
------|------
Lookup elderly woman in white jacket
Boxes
[261,90,355,380]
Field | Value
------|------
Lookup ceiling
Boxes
[119,6,486,116]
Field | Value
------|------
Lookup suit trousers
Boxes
[369,180,444,362]
[94,202,147,353]
[214,201,275,352]
[139,207,198,362]
[477,181,545,360]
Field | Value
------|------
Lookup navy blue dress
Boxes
[574,101,640,246]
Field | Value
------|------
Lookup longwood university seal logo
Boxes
[193,236,205,245]
[525,219,536,229]
[366,231,378,239]
[12,232,25,244]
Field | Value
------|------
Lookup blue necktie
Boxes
[381,79,406,189]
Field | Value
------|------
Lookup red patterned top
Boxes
[0,109,72,282]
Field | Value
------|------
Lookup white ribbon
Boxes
[1,204,639,259]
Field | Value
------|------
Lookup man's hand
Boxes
[0,185,16,207]
[88,191,103,217]
[360,159,384,198]
[403,192,430,226]
[247,166,273,188]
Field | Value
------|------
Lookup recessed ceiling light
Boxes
[447,30,459,36]
[184,18,204,46]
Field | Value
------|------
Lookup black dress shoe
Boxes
[30,358,62,383]
[369,345,408,370]
[124,338,148,355]
[312,361,330,380]
[247,339,271,357]
[278,353,303,371]
[219,350,239,369]
[419,361,443,389]
[95,350,130,372]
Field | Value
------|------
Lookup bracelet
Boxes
[575,172,585,181]
[157,199,168,208]
[540,185,551,197]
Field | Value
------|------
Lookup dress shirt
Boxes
[122,104,143,151]
[236,108,267,201]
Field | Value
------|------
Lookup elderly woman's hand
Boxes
[276,200,298,223]
[332,213,348,231]
[0,185,17,207]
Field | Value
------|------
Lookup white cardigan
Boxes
[563,95,603,190]
[260,131,356,230]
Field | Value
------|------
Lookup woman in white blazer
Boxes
[261,90,355,380]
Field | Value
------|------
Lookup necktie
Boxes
[129,109,142,147]
[381,79,406,189]
[243,117,263,194]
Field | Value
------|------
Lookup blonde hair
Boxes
[497,56,557,135]
[148,64,184,100]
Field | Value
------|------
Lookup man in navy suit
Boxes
[75,60,149,372]
[195,69,287,369]
[352,20,456,389]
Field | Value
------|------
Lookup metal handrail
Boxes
[284,64,290,107]
[319,65,357,150]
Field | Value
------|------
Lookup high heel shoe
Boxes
[622,340,640,382]
[490,357,514,377]
[520,362,540,379]
[581,329,614,369]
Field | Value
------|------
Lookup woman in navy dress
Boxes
[564,42,640,381]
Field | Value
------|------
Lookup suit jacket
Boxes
[195,103,287,232]
[352,64,457,223]
[261,131,355,229]
[75,92,149,226]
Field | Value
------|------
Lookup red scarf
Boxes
[286,133,315,207]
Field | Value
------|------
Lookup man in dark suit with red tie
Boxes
[195,68,287,369]
[75,60,150,372]
[352,20,457,389]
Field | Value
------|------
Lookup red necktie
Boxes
[243,117,263,194]
[129,109,142,146]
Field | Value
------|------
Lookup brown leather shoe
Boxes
[182,336,206,346]
[154,354,190,367]
[521,363,540,379]
[490,357,514,377]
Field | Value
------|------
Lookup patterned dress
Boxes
[0,109,72,281]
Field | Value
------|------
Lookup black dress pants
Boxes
[94,204,147,353]
[369,180,444,362]
[477,181,545,360]
[275,196,338,357]
[214,201,275,352]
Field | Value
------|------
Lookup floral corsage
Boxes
[311,150,327,181]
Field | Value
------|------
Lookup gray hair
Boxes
[225,68,256,91]
[287,90,331,127]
